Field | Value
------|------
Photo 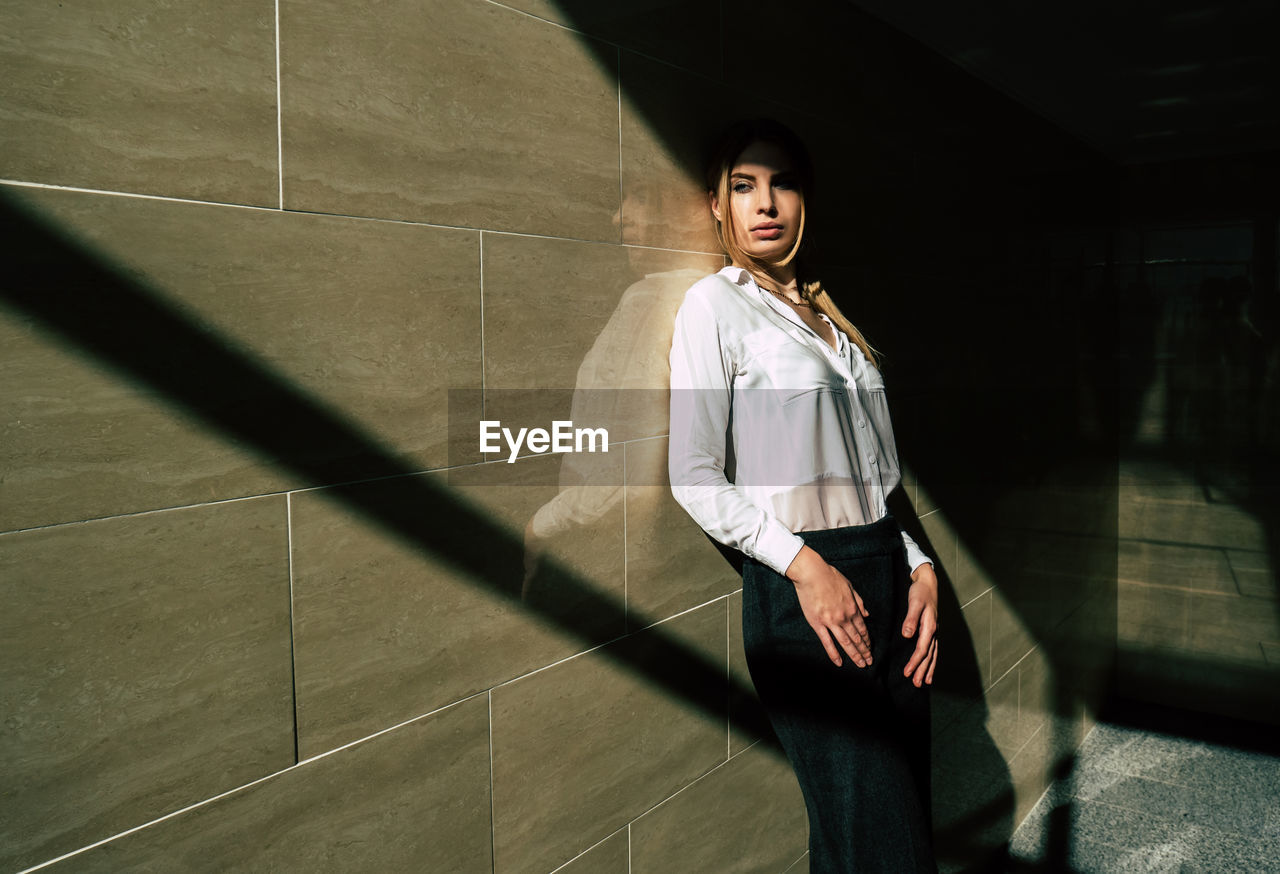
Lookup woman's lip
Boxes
[751,226,784,238]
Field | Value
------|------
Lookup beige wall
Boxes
[1,1,1117,872]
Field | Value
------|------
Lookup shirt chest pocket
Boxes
[740,331,846,404]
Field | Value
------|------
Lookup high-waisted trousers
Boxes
[742,516,935,874]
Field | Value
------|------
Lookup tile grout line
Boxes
[622,443,629,631]
[1016,659,1023,740]
[959,585,994,610]
[491,591,736,692]
[616,44,624,246]
[0,434,680,538]
[0,178,282,211]
[987,644,1041,702]
[305,693,488,763]
[446,226,723,257]
[479,231,486,420]
[987,591,993,694]
[0,180,721,258]
[1220,543,1243,597]
[286,492,299,764]
[726,596,731,761]
[623,738,766,829]
[484,226,721,256]
[275,0,283,209]
[0,492,295,538]
[15,691,488,873]
[630,591,735,635]
[1008,721,1045,769]
[488,690,496,874]
[617,433,668,446]
[544,826,630,874]
[477,0,579,34]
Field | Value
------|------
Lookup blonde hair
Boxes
[707,120,881,368]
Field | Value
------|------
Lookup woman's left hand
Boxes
[901,563,939,687]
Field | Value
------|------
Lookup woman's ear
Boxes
[708,191,722,222]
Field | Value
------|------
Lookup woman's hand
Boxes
[785,545,873,668]
[902,562,939,687]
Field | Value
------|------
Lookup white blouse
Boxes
[668,266,931,576]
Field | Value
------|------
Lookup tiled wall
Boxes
[1116,458,1280,722]
[1,1,1116,872]
[1103,226,1280,723]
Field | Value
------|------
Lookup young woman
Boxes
[668,119,939,872]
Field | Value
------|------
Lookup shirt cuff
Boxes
[755,518,806,577]
[904,543,933,576]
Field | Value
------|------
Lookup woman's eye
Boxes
[732,182,752,194]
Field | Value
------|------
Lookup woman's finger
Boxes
[814,625,844,667]
[913,638,937,687]
[831,626,867,667]
[848,610,871,647]
[845,614,873,662]
[909,638,929,687]
[925,639,938,685]
[851,587,870,618]
[903,631,931,678]
[901,598,924,637]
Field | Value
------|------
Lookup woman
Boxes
[668,119,939,872]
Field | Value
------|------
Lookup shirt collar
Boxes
[721,265,851,359]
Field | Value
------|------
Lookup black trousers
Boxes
[742,516,935,873]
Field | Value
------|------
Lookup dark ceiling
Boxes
[849,0,1279,165]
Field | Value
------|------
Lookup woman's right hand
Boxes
[784,544,873,668]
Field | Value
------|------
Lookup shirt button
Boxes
[858,419,866,429]
[868,455,877,465]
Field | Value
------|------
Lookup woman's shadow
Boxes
[515,176,1021,869]
[890,488,1018,874]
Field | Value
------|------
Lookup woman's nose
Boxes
[755,189,776,213]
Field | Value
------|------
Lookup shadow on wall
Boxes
[1,185,1013,873]
[1102,221,1280,725]
[0,2,1097,870]
[538,3,1119,868]
[0,192,766,871]
[4,0,1182,869]
[0,191,768,741]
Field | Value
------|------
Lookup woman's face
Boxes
[711,139,803,262]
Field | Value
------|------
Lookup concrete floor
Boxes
[1007,712,1280,872]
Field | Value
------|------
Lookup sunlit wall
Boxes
[2,1,1123,872]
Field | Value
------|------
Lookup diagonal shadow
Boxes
[6,5,1164,870]
[0,193,777,760]
[534,4,1117,868]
